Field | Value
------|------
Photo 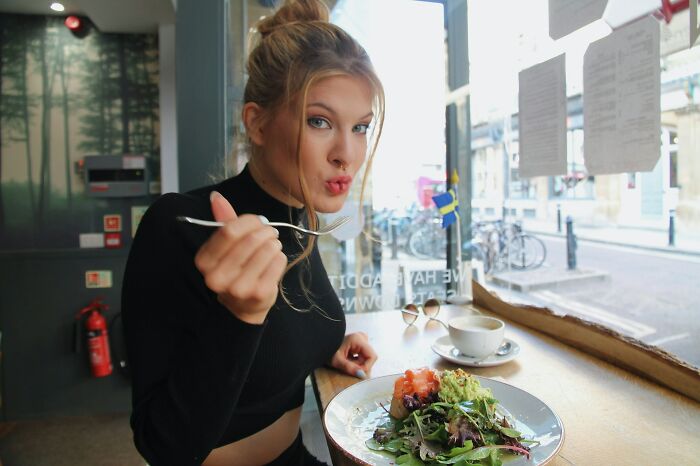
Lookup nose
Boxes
[329,130,362,171]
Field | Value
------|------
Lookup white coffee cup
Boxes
[448,315,505,358]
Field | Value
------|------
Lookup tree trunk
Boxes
[59,39,72,206]
[22,32,36,217]
[119,35,129,154]
[38,25,51,225]
[99,47,106,154]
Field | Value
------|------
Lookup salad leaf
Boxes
[396,453,427,466]
[496,426,522,438]
[423,423,449,443]
[436,446,494,463]
[365,437,403,453]
[484,449,503,466]
[419,439,443,461]
[481,432,500,445]
[365,438,383,451]
[442,442,474,458]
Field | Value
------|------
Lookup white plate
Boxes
[323,374,564,466]
[432,335,520,367]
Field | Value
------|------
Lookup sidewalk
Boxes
[521,218,700,256]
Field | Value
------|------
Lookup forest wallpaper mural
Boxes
[0,14,159,250]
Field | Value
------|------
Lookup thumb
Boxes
[210,191,237,223]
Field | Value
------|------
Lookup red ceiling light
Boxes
[64,15,82,31]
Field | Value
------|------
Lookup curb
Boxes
[531,230,700,258]
[490,268,610,292]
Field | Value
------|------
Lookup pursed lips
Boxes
[325,175,353,195]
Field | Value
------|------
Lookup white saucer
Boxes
[431,335,520,367]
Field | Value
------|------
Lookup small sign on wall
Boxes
[85,270,112,288]
[103,214,122,232]
[104,232,121,248]
[79,233,104,248]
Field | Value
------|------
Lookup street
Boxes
[489,236,700,368]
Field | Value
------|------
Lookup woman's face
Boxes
[249,74,374,213]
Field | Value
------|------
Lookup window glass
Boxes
[320,0,451,313]
[468,0,700,368]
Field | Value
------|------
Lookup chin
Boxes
[315,197,346,214]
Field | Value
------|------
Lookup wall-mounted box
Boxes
[84,155,149,198]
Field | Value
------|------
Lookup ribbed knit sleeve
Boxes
[122,193,266,466]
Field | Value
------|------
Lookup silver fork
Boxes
[176,215,351,236]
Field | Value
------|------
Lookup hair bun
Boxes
[256,0,329,37]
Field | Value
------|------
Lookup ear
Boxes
[242,102,265,147]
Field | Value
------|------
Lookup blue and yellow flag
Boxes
[432,188,459,228]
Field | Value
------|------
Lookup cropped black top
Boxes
[122,165,346,466]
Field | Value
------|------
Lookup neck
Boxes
[248,157,305,209]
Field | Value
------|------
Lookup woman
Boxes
[121,0,384,465]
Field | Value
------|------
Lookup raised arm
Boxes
[122,192,285,466]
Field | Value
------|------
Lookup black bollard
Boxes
[557,203,562,233]
[566,216,577,270]
[669,209,676,247]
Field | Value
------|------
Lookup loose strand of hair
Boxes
[276,75,341,321]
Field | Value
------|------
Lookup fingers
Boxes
[331,333,378,379]
[340,359,366,379]
[350,333,378,373]
[230,238,286,298]
[256,248,288,293]
[196,192,287,323]
[210,190,238,223]
[199,225,281,294]
[195,214,271,273]
[354,343,378,374]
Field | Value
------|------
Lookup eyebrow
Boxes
[307,102,374,120]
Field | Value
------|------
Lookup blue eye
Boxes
[353,124,369,134]
[308,117,330,129]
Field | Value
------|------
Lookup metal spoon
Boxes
[456,340,512,361]
[494,340,512,356]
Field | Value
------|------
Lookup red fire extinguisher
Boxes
[75,298,113,377]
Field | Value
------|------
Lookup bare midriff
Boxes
[202,406,302,466]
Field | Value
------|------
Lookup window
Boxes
[467,0,700,370]
[549,129,594,200]
[322,0,450,312]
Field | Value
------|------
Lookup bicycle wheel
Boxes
[507,234,546,269]
[408,224,446,259]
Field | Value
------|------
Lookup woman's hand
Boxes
[329,332,378,379]
[194,191,287,325]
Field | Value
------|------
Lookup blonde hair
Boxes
[244,0,385,312]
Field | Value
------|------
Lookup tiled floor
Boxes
[0,383,331,466]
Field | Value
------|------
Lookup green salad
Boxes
[366,368,535,466]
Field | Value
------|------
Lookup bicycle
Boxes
[407,210,447,259]
[470,220,546,274]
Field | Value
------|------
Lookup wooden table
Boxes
[312,305,700,465]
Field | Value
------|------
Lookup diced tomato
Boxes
[393,368,439,399]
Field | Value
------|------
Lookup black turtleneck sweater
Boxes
[121,166,346,466]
